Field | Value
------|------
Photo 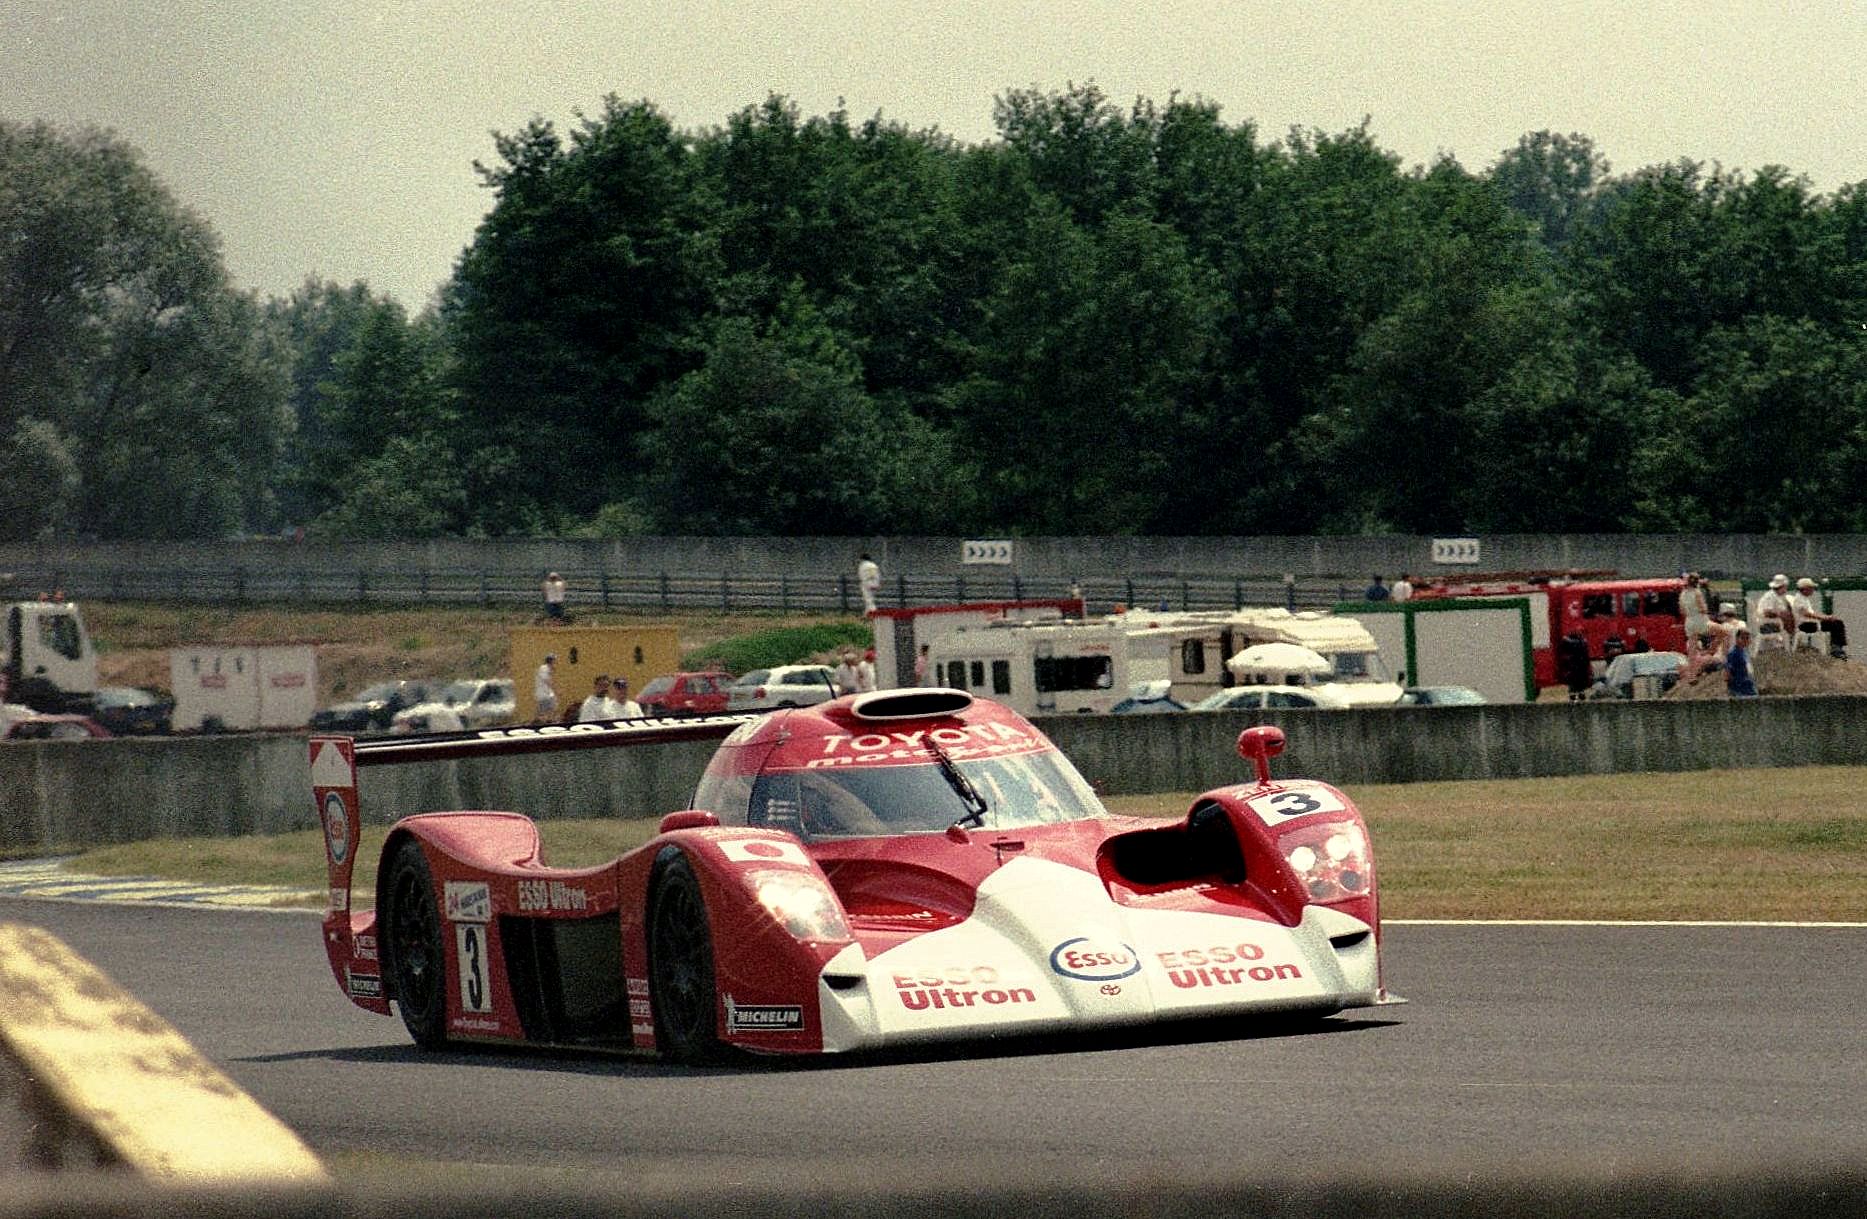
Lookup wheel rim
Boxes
[652,880,713,1048]
[392,865,441,1025]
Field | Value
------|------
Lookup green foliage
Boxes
[1489,130,1610,248]
[307,433,465,539]
[444,97,712,532]
[16,94,1867,542]
[565,500,654,539]
[0,418,79,541]
[686,621,872,674]
[0,121,291,539]
[638,300,963,533]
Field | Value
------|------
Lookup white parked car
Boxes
[725,665,838,711]
[390,678,516,733]
[1188,684,1351,711]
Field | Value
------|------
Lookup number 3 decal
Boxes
[1246,787,1345,825]
[456,924,491,1013]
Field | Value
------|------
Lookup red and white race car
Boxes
[312,688,1394,1062]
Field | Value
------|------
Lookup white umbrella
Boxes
[1225,643,1332,684]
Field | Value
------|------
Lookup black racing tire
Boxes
[384,840,448,1049]
[648,852,724,1064]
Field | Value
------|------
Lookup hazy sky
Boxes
[9,1,1865,308]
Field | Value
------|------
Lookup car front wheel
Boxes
[648,852,723,1064]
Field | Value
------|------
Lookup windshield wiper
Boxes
[927,738,989,829]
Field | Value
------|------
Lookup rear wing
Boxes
[310,713,758,1012]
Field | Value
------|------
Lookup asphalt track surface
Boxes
[6,896,1866,1190]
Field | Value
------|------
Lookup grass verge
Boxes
[58,766,1867,921]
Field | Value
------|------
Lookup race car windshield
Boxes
[926,736,989,829]
[744,751,1107,839]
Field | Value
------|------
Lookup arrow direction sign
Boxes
[961,539,1014,566]
[1431,537,1482,565]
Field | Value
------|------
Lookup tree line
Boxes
[5,86,1866,542]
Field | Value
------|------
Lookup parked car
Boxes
[725,665,838,711]
[2,714,112,740]
[390,678,516,733]
[91,685,176,735]
[1109,679,1186,714]
[636,670,734,717]
[1188,685,1351,711]
[1592,651,1686,700]
[1398,686,1488,707]
[311,679,439,733]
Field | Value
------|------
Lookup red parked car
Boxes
[635,670,734,717]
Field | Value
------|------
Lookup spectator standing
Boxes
[858,648,878,693]
[533,653,558,721]
[914,644,930,686]
[578,675,616,722]
[1791,577,1849,658]
[1557,632,1592,698]
[1364,575,1390,602]
[1679,572,1711,643]
[1756,575,1795,649]
[1391,574,1413,602]
[857,553,882,613]
[1725,629,1758,697]
[542,571,568,621]
[610,677,643,718]
[833,649,862,695]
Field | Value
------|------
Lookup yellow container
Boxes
[509,624,681,722]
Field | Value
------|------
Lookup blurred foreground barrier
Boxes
[0,1163,1864,1219]
[0,922,328,1187]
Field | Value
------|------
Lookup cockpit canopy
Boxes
[690,691,1109,839]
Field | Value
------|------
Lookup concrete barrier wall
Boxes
[7,532,1867,584]
[0,734,724,854]
[5,697,1866,852]
[1039,695,1867,795]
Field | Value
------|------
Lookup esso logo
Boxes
[1049,936,1140,982]
[323,791,349,865]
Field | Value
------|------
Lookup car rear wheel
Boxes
[648,852,723,1064]
[385,840,448,1049]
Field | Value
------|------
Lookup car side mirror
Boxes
[659,810,720,833]
[1237,725,1287,785]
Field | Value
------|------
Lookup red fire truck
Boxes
[1410,573,1686,691]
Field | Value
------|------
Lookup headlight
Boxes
[750,869,851,942]
[1279,821,1371,904]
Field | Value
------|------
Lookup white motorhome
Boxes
[869,598,1085,690]
[924,620,1165,716]
[1106,608,1403,706]
[926,607,1401,716]
[3,600,98,714]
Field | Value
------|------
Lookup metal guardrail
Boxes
[1,564,1361,615]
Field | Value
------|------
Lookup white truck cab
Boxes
[3,601,98,714]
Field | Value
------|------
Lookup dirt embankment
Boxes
[86,604,849,706]
[1666,649,1867,700]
